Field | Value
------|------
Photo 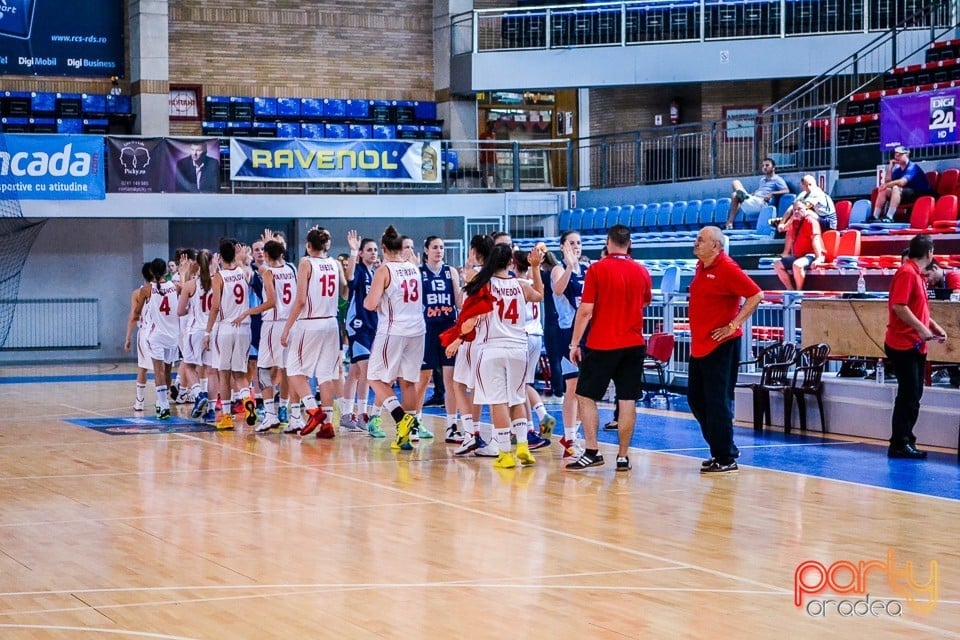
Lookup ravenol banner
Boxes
[229,138,442,183]
[0,134,105,199]
[880,87,959,150]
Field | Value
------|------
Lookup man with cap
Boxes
[870,146,931,222]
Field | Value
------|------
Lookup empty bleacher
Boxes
[0,90,134,134]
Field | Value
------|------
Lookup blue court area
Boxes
[67,416,217,435]
[427,396,960,501]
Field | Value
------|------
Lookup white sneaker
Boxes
[445,425,464,443]
[339,412,363,432]
[410,425,420,442]
[256,413,280,433]
[133,400,144,412]
[282,415,304,435]
[453,434,478,456]
[474,442,499,457]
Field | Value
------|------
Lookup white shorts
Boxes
[213,323,251,373]
[145,330,178,365]
[525,334,543,386]
[472,345,528,407]
[285,317,341,382]
[181,330,206,367]
[367,333,424,384]
[136,330,151,370]
[452,339,476,390]
[257,320,287,370]
[740,195,765,215]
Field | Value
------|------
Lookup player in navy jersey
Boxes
[343,231,382,436]
[550,230,589,459]
[539,248,562,406]
[416,236,462,442]
[247,238,266,417]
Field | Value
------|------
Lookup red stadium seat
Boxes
[813,229,841,269]
[929,194,958,233]
[836,229,861,258]
[889,195,934,235]
[835,199,852,230]
[926,170,940,193]
[936,167,959,196]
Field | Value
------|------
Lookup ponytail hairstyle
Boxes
[469,233,494,265]
[307,227,331,253]
[197,250,212,293]
[464,243,513,297]
[513,249,530,275]
[140,261,153,283]
[148,258,167,295]
[381,225,403,254]
[264,239,285,262]
[219,237,238,264]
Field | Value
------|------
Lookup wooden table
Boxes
[801,298,960,362]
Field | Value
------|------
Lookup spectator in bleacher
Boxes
[723,157,790,230]
[869,146,930,223]
[884,234,948,459]
[773,207,825,291]
[794,174,837,230]
[688,226,763,474]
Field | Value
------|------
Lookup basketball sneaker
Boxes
[202,408,216,423]
[391,414,416,451]
[493,452,517,469]
[526,430,550,450]
[516,443,535,466]
[282,414,304,435]
[256,413,280,433]
[157,407,171,421]
[243,399,258,427]
[539,414,557,437]
[316,423,336,439]
[332,403,342,431]
[277,405,289,429]
[133,400,144,412]
[453,433,479,456]
[357,412,370,429]
[417,424,434,439]
[559,436,584,459]
[474,439,499,457]
[367,415,385,438]
[216,414,235,430]
[410,424,420,443]
[191,393,208,419]
[300,408,326,437]
[445,425,464,443]
[232,401,245,416]
[339,412,363,432]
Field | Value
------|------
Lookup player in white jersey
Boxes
[444,243,543,469]
[177,250,219,422]
[513,249,554,451]
[281,226,347,439]
[204,238,256,430]
[364,225,426,451]
[123,262,156,412]
[135,259,179,420]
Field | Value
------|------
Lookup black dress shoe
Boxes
[888,444,928,459]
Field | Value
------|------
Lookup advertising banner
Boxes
[0,1,124,77]
[105,137,220,194]
[880,87,959,150]
[0,134,105,199]
[229,138,442,183]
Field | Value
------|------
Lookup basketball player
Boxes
[142,259,179,420]
[343,231,382,437]
[123,262,155,413]
[551,230,588,458]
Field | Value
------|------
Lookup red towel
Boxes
[440,286,494,346]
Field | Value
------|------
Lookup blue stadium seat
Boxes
[698,199,716,226]
[615,205,632,227]
[641,203,659,229]
[777,193,797,217]
[849,199,872,225]
[625,204,642,230]
[580,208,597,232]
[558,209,572,231]
[655,202,673,230]
[683,200,701,230]
[669,201,687,231]
[568,209,584,231]
[605,206,621,229]
[755,205,777,237]
[715,198,731,226]
[741,200,761,229]
[592,207,609,233]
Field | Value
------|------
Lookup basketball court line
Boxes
[0,624,197,640]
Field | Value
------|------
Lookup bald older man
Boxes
[688,227,764,473]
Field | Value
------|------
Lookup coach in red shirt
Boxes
[884,234,947,459]
[567,224,652,472]
[688,226,763,473]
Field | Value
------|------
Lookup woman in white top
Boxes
[176,249,218,421]
[140,259,179,420]
[123,262,156,413]
[280,227,347,439]
[445,243,543,469]
[513,249,555,450]
[363,225,426,451]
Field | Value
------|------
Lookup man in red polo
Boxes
[884,234,947,459]
[773,207,825,291]
[688,226,763,473]
[566,224,652,472]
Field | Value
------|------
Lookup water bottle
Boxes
[951,291,960,302]
[876,359,884,385]
[857,270,866,295]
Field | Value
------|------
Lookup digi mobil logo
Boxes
[0,142,94,177]
[795,549,938,617]
[0,0,34,40]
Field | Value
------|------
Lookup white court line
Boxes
[654,440,858,454]
[0,623,198,640]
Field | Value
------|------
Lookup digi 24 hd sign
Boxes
[0,0,124,77]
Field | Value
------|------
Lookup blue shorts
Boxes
[422,322,456,370]
[348,330,375,364]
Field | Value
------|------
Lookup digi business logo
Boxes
[0,0,34,40]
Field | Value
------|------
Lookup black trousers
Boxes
[688,338,741,464]
[884,343,926,447]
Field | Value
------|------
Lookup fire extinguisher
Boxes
[669,99,680,125]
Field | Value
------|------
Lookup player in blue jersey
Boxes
[343,231,383,437]
[550,230,589,459]
[416,236,462,442]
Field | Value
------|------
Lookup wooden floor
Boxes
[0,364,957,639]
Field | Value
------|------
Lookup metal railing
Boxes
[458,0,955,55]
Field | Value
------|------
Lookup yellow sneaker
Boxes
[216,414,235,430]
[493,452,517,469]
[516,443,536,466]
[391,413,415,451]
